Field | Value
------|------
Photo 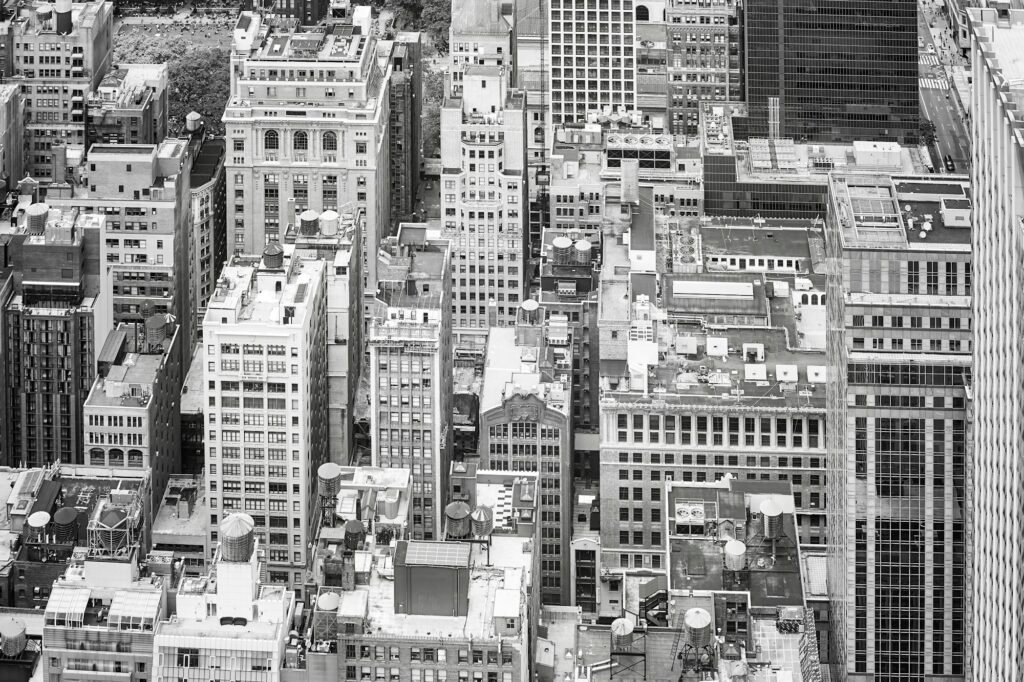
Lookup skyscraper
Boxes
[548,0,637,125]
[743,0,918,144]
[442,0,527,350]
[202,247,328,597]
[825,173,971,681]
[967,6,1024,679]
[369,225,452,540]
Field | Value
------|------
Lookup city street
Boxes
[918,0,971,173]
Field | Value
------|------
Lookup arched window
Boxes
[811,294,819,305]
[636,5,649,21]
[89,448,105,465]
[127,449,144,467]
[323,131,337,151]
[264,130,279,150]
[108,448,124,465]
[801,294,809,304]
[294,131,309,151]
[534,127,544,144]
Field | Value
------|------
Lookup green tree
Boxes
[420,67,445,157]
[919,119,937,146]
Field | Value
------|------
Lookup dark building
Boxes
[1,206,106,467]
[743,0,919,144]
[386,34,423,224]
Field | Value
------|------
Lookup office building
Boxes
[381,33,422,223]
[1,205,109,467]
[153,513,296,682]
[84,320,183,507]
[264,0,331,25]
[966,7,1022,679]
[47,139,195,353]
[512,0,550,254]
[743,0,918,144]
[289,208,363,461]
[442,0,527,349]
[184,123,228,336]
[547,479,823,682]
[224,13,392,290]
[86,63,169,147]
[665,0,742,136]
[594,195,829,587]
[10,0,114,180]
[548,0,636,124]
[203,249,328,596]
[479,327,573,605]
[825,173,970,680]
[369,225,452,540]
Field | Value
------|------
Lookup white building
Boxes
[223,12,391,291]
[369,225,452,540]
[202,247,328,596]
[441,1,527,349]
[968,6,1024,680]
[153,513,296,682]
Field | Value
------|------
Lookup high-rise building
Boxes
[382,33,422,223]
[967,7,1024,679]
[8,0,114,181]
[478,326,573,605]
[825,173,971,681]
[86,63,169,147]
[182,117,228,337]
[547,0,636,125]
[47,139,195,353]
[442,0,527,350]
[743,0,918,144]
[1,205,109,467]
[284,206,364,462]
[203,248,328,596]
[224,12,392,290]
[84,320,183,508]
[665,0,742,136]
[369,225,452,540]
[0,84,23,187]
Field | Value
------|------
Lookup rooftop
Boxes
[360,537,529,641]
[251,22,371,64]
[667,479,804,608]
[479,328,570,415]
[206,250,324,326]
[602,324,827,408]
[700,220,822,260]
[45,574,165,631]
[152,476,207,540]
[180,347,205,414]
[830,174,972,251]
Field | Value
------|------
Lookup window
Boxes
[264,130,279,150]
[294,130,308,151]
[323,131,338,150]
[356,142,367,154]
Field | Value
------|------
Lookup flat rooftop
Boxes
[207,255,324,326]
[603,325,827,408]
[700,222,820,260]
[85,352,168,408]
[252,23,370,64]
[662,272,769,318]
[480,328,569,415]
[668,480,804,608]
[360,537,531,641]
[152,477,207,540]
[831,174,971,250]
[155,586,292,642]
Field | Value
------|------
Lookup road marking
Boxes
[919,54,939,66]
[920,77,948,90]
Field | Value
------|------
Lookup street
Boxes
[918,0,971,172]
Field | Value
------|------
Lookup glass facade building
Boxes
[825,174,969,682]
[744,0,919,144]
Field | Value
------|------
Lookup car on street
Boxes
[944,155,956,172]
